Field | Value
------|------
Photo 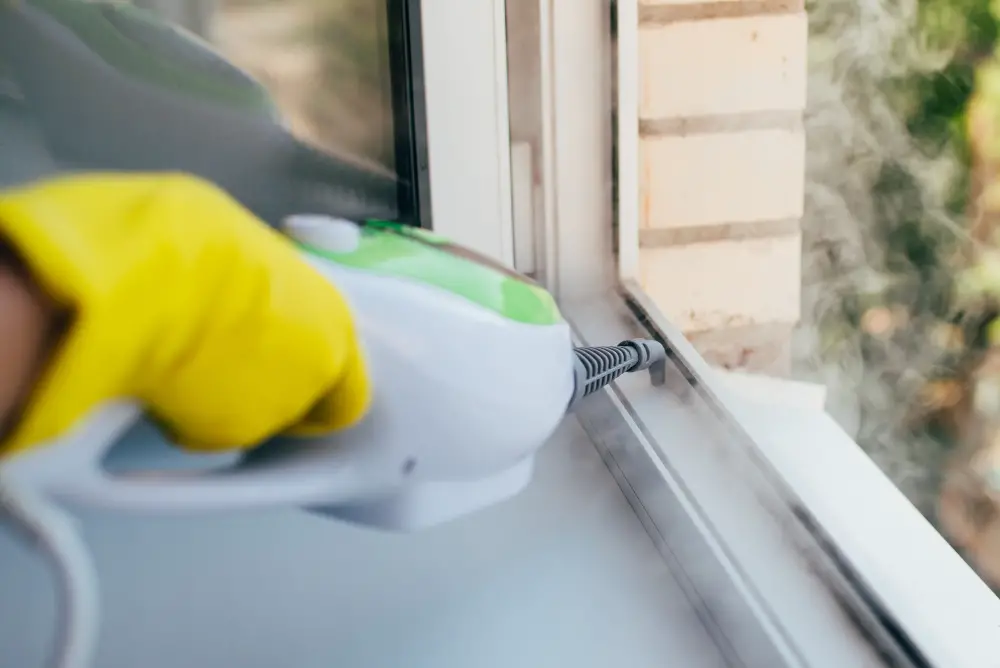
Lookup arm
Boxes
[0,173,371,455]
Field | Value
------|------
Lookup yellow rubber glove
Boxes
[0,172,371,456]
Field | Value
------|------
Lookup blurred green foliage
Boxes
[907,0,997,212]
[860,0,999,376]
[801,0,1000,501]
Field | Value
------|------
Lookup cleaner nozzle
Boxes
[567,338,667,411]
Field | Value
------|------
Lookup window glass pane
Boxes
[0,0,406,221]
[213,0,396,172]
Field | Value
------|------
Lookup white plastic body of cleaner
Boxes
[0,217,576,531]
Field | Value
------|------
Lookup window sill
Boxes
[564,283,1000,668]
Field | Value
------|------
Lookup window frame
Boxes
[600,1,1000,666]
[156,0,432,226]
[417,0,515,265]
[386,0,432,227]
[387,0,1000,662]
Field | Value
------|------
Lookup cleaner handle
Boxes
[567,338,667,410]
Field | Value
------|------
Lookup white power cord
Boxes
[0,472,100,668]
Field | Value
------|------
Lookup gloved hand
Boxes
[0,172,371,457]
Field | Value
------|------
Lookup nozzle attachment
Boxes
[567,338,667,410]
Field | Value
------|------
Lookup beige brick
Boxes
[641,128,804,228]
[639,13,807,118]
[639,232,801,332]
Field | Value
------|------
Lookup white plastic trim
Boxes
[567,296,887,667]
[538,0,559,294]
[623,281,1000,668]
[615,0,640,283]
[537,0,615,301]
[420,0,515,266]
[538,0,1000,660]
[510,141,537,273]
[732,397,1000,667]
[710,368,827,411]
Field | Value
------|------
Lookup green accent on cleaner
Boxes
[298,220,563,326]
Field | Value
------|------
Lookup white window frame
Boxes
[419,0,515,267]
[607,1,1000,665]
[615,0,640,285]
[422,0,1000,664]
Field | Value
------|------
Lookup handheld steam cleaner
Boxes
[0,3,669,668]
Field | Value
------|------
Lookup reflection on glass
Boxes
[213,0,395,172]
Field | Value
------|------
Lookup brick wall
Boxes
[636,0,807,375]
